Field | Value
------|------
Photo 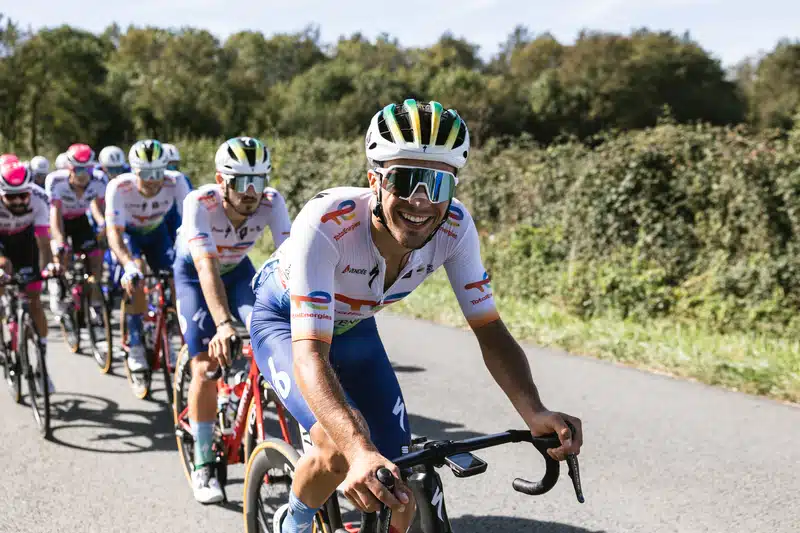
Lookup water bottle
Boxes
[225,381,246,430]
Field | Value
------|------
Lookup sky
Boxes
[3,0,799,67]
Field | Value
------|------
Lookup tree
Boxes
[746,39,800,130]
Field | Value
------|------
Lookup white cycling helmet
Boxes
[129,139,168,170]
[214,137,271,175]
[55,152,69,170]
[162,143,181,163]
[99,145,126,168]
[365,99,470,171]
[0,161,33,195]
[30,155,50,175]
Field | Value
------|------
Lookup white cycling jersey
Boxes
[105,172,190,233]
[48,174,105,220]
[176,184,292,275]
[44,169,70,195]
[0,184,50,236]
[255,187,499,343]
[92,168,109,185]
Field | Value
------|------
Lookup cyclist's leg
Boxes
[175,260,224,503]
[123,229,150,371]
[70,215,104,310]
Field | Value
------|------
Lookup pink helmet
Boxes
[65,143,96,168]
[0,162,33,194]
[0,154,20,167]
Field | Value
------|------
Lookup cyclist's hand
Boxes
[341,450,410,514]
[526,410,583,461]
[121,263,143,297]
[46,262,63,277]
[208,322,237,368]
[0,256,13,276]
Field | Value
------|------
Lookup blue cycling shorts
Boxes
[125,222,175,272]
[175,256,256,358]
[249,261,410,460]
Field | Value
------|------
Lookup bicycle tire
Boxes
[160,308,182,405]
[243,438,329,533]
[22,317,50,437]
[60,303,81,354]
[85,289,113,374]
[2,318,21,403]
[173,344,195,486]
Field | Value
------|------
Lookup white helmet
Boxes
[55,152,69,170]
[214,137,271,175]
[99,145,126,168]
[128,139,168,170]
[365,99,470,171]
[162,143,181,163]
[30,156,49,175]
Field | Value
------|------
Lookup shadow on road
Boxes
[391,361,426,374]
[47,391,176,454]
[449,515,605,533]
[408,412,486,441]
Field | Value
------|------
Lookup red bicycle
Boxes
[120,269,183,402]
[172,333,300,501]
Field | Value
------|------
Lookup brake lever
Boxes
[204,334,240,380]
[512,421,585,503]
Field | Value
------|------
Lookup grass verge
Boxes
[249,249,800,404]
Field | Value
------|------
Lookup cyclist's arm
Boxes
[107,225,134,267]
[288,217,374,461]
[443,212,546,417]
[267,190,292,248]
[196,256,232,326]
[36,233,53,270]
[104,184,134,267]
[89,197,105,227]
[34,199,53,270]
[49,202,66,252]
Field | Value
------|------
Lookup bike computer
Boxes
[444,452,488,478]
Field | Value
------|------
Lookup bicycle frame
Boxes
[176,343,295,465]
[122,272,173,371]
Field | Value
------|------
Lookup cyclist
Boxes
[0,161,59,381]
[54,152,69,170]
[249,99,584,533]
[29,156,50,188]
[162,143,193,241]
[105,139,190,389]
[95,145,130,184]
[45,144,106,328]
[174,136,291,503]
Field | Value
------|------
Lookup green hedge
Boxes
[177,121,800,336]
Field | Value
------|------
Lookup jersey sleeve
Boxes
[94,179,106,201]
[174,173,191,216]
[48,182,62,209]
[287,206,340,345]
[266,190,292,248]
[33,193,50,237]
[182,192,217,260]
[104,181,126,228]
[443,211,500,329]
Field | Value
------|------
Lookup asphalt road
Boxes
[1,310,798,533]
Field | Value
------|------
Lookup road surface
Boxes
[1,311,798,533]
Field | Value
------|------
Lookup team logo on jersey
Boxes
[464,271,491,293]
[290,291,331,310]
[189,232,209,243]
[199,192,219,212]
[320,200,356,225]
[217,241,255,254]
[341,265,368,275]
[446,205,464,227]
[335,294,379,312]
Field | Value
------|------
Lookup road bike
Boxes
[173,334,299,500]
[120,269,183,401]
[0,269,54,438]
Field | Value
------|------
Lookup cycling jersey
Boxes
[0,184,49,237]
[251,187,499,344]
[175,184,292,276]
[48,175,105,220]
[105,172,190,234]
[44,170,70,196]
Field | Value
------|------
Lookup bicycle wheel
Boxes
[21,316,50,437]
[159,308,183,405]
[244,382,304,461]
[2,318,21,403]
[243,438,329,533]
[173,344,195,485]
[59,301,81,354]
[85,289,113,374]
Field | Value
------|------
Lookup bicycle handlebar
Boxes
[377,422,584,503]
[204,335,242,381]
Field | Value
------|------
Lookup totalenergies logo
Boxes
[464,272,491,293]
[446,205,464,227]
[291,291,332,310]
[320,200,357,225]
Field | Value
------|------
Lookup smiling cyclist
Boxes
[249,99,584,533]
[105,139,190,392]
[174,136,291,504]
